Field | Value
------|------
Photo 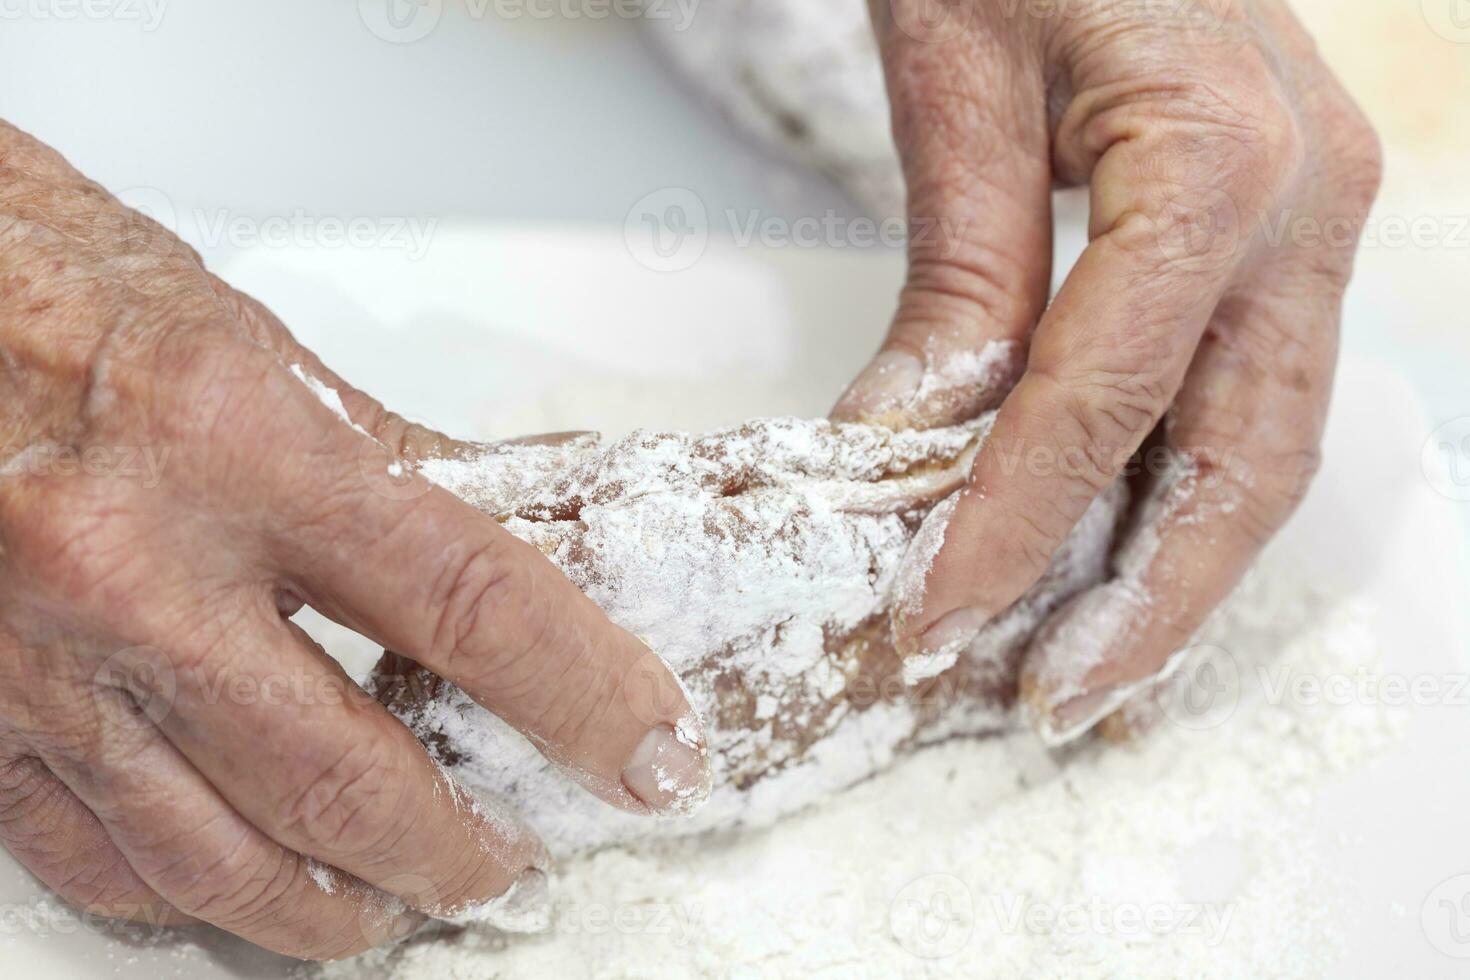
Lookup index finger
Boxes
[261,364,711,819]
[890,92,1300,675]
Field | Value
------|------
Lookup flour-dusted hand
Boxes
[835,0,1381,742]
[0,121,709,958]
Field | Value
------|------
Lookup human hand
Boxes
[0,122,709,958]
[835,0,1381,742]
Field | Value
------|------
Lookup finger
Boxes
[252,363,711,818]
[891,82,1302,676]
[25,667,424,960]
[209,275,593,463]
[1019,261,1341,744]
[832,9,1048,427]
[148,597,552,929]
[0,742,196,929]
[203,277,467,465]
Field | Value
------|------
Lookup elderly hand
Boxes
[835,0,1381,742]
[0,122,708,958]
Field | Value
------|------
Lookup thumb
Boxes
[833,4,1051,429]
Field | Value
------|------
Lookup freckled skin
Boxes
[0,120,708,958]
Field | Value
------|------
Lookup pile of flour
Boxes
[314,545,1402,979]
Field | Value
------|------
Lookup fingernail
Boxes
[1021,583,1152,746]
[387,911,429,945]
[442,867,552,933]
[622,721,712,816]
[1031,684,1131,747]
[903,605,990,684]
[833,350,923,422]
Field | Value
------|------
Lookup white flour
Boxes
[391,415,1120,855]
[313,493,1401,980]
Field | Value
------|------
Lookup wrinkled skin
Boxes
[0,121,708,958]
[835,0,1382,740]
[0,0,1380,959]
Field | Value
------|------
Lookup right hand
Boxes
[0,121,709,959]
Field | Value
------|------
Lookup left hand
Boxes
[834,0,1382,742]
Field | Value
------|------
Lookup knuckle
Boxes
[899,248,1039,339]
[148,327,283,450]
[426,538,526,681]
[147,826,292,921]
[1251,446,1322,525]
[1233,93,1305,196]
[1142,66,1305,208]
[281,738,408,858]
[49,850,145,915]
[0,482,148,614]
[0,754,61,830]
[1325,112,1384,214]
[1217,446,1322,545]
[976,493,1072,605]
[1043,361,1170,469]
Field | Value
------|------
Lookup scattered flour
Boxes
[313,510,1402,980]
[394,416,1122,855]
[288,363,370,436]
